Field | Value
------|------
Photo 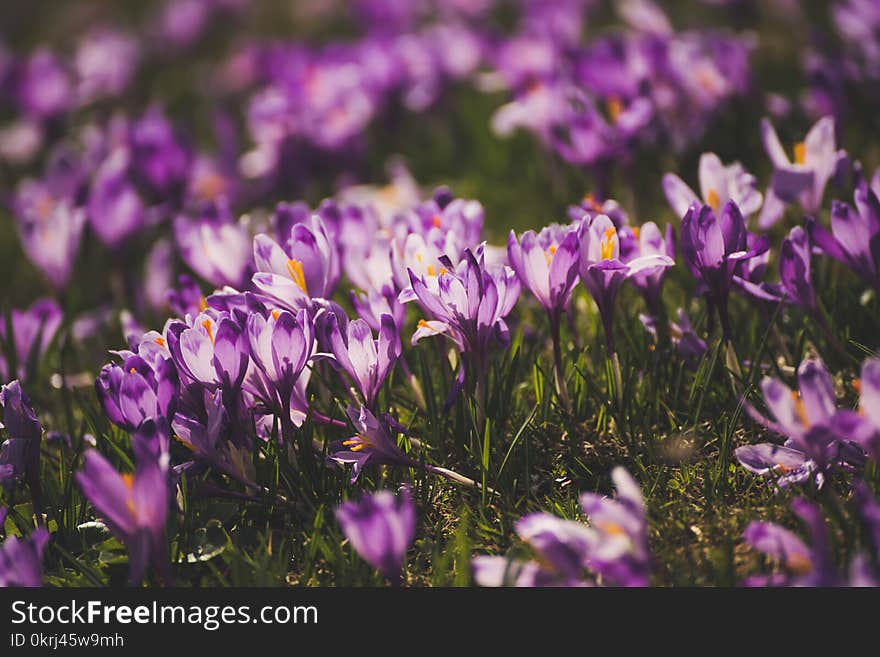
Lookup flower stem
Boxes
[549,310,572,412]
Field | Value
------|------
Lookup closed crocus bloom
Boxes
[680,201,768,339]
[0,298,62,382]
[507,224,580,316]
[807,181,880,292]
[0,523,49,588]
[335,487,416,583]
[174,199,252,289]
[663,152,763,219]
[167,312,249,392]
[14,178,86,290]
[0,382,43,502]
[76,450,170,585]
[619,221,676,315]
[95,351,177,435]
[252,215,339,310]
[87,147,145,248]
[779,225,817,312]
[758,116,847,228]
[17,49,71,119]
[324,312,400,408]
[245,308,314,424]
[579,214,673,352]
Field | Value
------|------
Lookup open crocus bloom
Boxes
[507,224,580,316]
[578,214,673,350]
[328,405,416,483]
[252,215,339,310]
[758,116,847,228]
[736,358,873,488]
[167,311,249,391]
[174,199,252,289]
[662,151,763,219]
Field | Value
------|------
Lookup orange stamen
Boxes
[606,96,623,124]
[791,391,809,428]
[794,142,806,166]
[600,226,617,260]
[271,310,280,321]
[286,259,309,295]
[431,214,442,228]
[199,297,208,312]
[154,336,166,347]
[707,188,720,212]
[202,319,215,345]
[426,265,437,277]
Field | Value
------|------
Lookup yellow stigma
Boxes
[791,391,809,428]
[202,319,215,346]
[286,259,309,295]
[271,310,280,321]
[426,265,437,276]
[794,141,806,166]
[545,244,557,265]
[129,367,137,374]
[431,214,442,229]
[199,297,208,312]
[707,188,720,212]
[600,226,617,260]
[606,96,623,124]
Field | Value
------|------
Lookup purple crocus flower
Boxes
[679,201,768,339]
[507,225,580,317]
[0,298,62,382]
[244,308,314,428]
[129,106,190,201]
[662,152,763,219]
[172,389,257,490]
[474,467,649,587]
[743,498,841,586]
[95,338,178,459]
[174,199,252,289]
[779,225,818,312]
[578,214,673,353]
[735,358,869,488]
[507,223,579,407]
[758,116,847,228]
[13,178,86,290]
[328,405,417,483]
[16,49,71,119]
[640,308,708,362]
[74,28,139,104]
[323,312,400,409]
[252,215,339,311]
[579,466,651,586]
[0,382,43,506]
[807,181,880,292]
[401,247,520,390]
[852,357,880,461]
[77,450,170,585]
[0,523,49,588]
[168,311,249,395]
[619,221,676,316]
[335,487,416,583]
[87,147,146,248]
